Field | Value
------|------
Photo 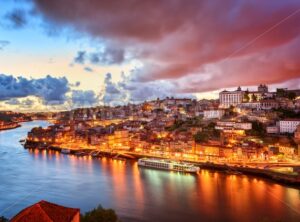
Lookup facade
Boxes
[295,125,300,141]
[203,109,225,119]
[219,84,274,109]
[260,99,279,110]
[215,121,252,130]
[258,84,268,93]
[266,126,279,134]
[278,119,300,133]
[219,87,244,108]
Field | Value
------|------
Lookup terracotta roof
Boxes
[11,200,79,222]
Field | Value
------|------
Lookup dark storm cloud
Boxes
[102,73,195,105]
[0,74,70,103]
[89,47,125,65]
[5,98,35,108]
[104,73,120,94]
[72,90,98,106]
[4,9,27,28]
[33,0,300,93]
[74,47,126,66]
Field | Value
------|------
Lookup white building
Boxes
[278,119,300,133]
[266,126,279,134]
[219,87,244,108]
[215,121,252,130]
[203,109,225,120]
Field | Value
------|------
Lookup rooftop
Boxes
[11,200,79,222]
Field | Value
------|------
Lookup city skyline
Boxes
[0,0,300,111]
[1,1,300,221]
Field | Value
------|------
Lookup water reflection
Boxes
[0,121,300,222]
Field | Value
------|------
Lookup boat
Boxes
[225,169,243,175]
[19,139,26,146]
[61,149,71,154]
[74,151,87,157]
[112,156,127,161]
[138,158,200,173]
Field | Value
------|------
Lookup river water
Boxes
[0,121,300,222]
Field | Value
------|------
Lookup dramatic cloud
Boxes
[71,90,98,107]
[5,98,35,107]
[89,47,125,65]
[74,47,126,66]
[0,40,10,50]
[73,51,86,64]
[32,0,300,93]
[104,73,120,94]
[0,74,70,103]
[101,73,195,105]
[4,9,27,28]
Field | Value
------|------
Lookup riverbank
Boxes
[0,123,21,132]
[23,141,300,187]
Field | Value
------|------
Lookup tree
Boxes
[251,94,257,102]
[247,121,265,137]
[194,131,209,143]
[287,91,296,100]
[81,205,120,222]
[243,90,250,102]
[276,88,287,97]
[0,216,8,222]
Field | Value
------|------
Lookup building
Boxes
[260,99,279,110]
[219,84,275,109]
[278,119,300,133]
[219,87,244,108]
[266,126,279,134]
[11,200,80,222]
[295,125,300,156]
[258,84,268,93]
[295,125,300,141]
[215,121,252,130]
[203,109,225,120]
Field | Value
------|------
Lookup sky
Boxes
[0,0,300,111]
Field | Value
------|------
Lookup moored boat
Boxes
[61,149,71,154]
[138,158,200,173]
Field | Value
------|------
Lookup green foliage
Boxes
[273,108,300,119]
[276,88,286,97]
[194,131,209,143]
[165,117,203,131]
[287,91,296,100]
[251,94,257,102]
[0,113,12,122]
[0,216,8,222]
[225,105,237,117]
[243,91,250,102]
[81,205,120,222]
[276,88,296,100]
[165,119,184,131]
[247,121,265,137]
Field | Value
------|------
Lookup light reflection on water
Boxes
[0,121,300,222]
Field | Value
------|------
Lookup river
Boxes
[0,121,300,222]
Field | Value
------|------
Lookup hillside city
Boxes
[17,84,299,167]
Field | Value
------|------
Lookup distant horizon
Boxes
[0,82,299,112]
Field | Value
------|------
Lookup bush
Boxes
[194,131,209,143]
[0,216,8,222]
[81,205,120,222]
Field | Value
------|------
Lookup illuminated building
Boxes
[278,119,300,133]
